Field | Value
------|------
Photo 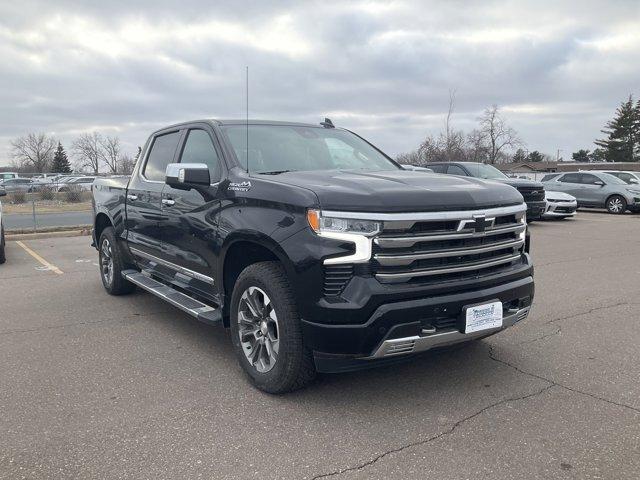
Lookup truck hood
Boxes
[260,170,524,212]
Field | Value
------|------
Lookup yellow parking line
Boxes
[15,241,64,275]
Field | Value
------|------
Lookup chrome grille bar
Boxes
[374,238,525,266]
[374,253,523,284]
[375,223,525,249]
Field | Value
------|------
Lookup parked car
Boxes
[540,173,561,182]
[55,176,96,192]
[0,172,20,181]
[589,170,640,185]
[0,178,34,193]
[92,119,534,393]
[0,186,6,264]
[542,171,640,214]
[543,191,577,219]
[426,161,547,220]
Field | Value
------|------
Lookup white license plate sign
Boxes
[465,301,503,333]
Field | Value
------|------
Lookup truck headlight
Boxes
[307,210,381,236]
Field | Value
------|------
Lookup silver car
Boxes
[0,178,34,193]
[590,170,640,186]
[542,171,640,214]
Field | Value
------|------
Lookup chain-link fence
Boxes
[0,173,107,233]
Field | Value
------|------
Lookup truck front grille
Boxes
[371,205,527,285]
[517,186,545,202]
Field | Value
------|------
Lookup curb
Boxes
[6,227,91,241]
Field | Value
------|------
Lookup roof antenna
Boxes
[245,66,249,173]
[320,117,334,128]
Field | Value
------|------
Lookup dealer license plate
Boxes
[465,301,503,333]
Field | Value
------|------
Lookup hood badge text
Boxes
[228,181,252,192]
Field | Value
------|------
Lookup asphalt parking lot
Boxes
[1,212,639,479]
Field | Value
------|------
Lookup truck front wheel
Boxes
[229,261,316,393]
[98,227,135,295]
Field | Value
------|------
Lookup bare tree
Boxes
[72,132,102,174]
[465,129,488,163]
[10,133,57,172]
[118,154,136,175]
[478,105,523,164]
[442,90,466,162]
[100,136,121,173]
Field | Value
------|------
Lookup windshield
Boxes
[464,163,508,180]
[222,125,399,174]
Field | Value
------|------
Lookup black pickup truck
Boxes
[92,119,534,393]
[425,162,547,220]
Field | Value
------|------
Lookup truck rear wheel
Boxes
[98,227,135,295]
[229,261,316,393]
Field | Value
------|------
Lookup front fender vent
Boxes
[323,265,354,296]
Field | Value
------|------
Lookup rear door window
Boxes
[143,131,181,182]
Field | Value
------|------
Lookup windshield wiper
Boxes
[259,170,295,175]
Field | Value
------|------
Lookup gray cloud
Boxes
[1,0,639,166]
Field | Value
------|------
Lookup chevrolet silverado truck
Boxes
[92,119,534,393]
[425,162,547,220]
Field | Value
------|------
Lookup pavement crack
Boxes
[542,302,629,326]
[309,383,555,480]
[0,310,171,335]
[488,346,640,415]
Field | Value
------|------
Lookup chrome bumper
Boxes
[364,306,531,359]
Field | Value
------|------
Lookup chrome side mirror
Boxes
[165,163,210,189]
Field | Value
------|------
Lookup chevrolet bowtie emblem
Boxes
[471,215,489,233]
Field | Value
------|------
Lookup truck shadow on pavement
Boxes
[134,293,528,404]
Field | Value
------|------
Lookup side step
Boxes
[122,270,222,325]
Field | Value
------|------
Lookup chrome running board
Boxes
[122,269,222,325]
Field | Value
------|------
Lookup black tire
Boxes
[98,227,136,295]
[229,261,316,394]
[0,224,6,265]
[606,195,627,215]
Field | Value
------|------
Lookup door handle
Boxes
[127,194,138,201]
[162,198,175,206]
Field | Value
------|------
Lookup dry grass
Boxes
[3,200,92,214]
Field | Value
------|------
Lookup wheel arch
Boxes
[219,232,295,325]
[94,211,114,245]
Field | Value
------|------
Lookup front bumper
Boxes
[543,200,577,218]
[304,274,534,372]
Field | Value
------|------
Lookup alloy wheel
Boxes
[608,197,624,213]
[237,286,280,373]
[100,238,114,286]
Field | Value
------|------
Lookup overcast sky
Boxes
[1,0,639,166]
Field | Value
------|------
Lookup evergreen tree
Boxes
[51,142,72,173]
[512,148,527,163]
[572,149,590,162]
[526,151,544,163]
[595,95,639,162]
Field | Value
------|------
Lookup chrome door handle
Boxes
[162,198,175,206]
[126,194,138,201]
